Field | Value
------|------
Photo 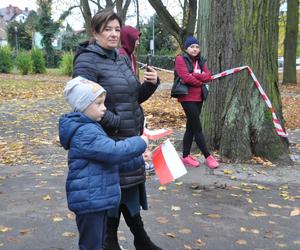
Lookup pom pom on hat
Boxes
[184,36,199,49]
[64,76,106,112]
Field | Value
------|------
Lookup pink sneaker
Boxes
[205,155,219,169]
[181,155,200,168]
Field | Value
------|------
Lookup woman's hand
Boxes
[144,66,158,85]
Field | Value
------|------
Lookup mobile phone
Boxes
[146,54,152,71]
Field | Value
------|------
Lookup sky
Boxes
[0,0,158,30]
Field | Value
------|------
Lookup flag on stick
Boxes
[152,139,187,185]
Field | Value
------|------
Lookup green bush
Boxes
[0,46,14,73]
[31,48,46,73]
[59,52,74,76]
[139,55,175,70]
[15,51,33,75]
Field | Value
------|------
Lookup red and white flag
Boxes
[143,127,173,140]
[152,139,187,185]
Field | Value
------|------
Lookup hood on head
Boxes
[120,25,141,55]
[59,113,90,150]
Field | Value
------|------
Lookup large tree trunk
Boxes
[200,0,290,162]
[283,0,299,84]
[80,0,92,38]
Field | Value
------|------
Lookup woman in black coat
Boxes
[73,9,162,250]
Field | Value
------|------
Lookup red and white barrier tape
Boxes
[137,61,287,138]
[210,66,288,138]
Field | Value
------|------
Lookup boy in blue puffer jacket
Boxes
[59,76,148,250]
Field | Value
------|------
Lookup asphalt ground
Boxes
[1,87,300,250]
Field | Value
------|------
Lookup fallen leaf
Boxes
[290,208,300,217]
[42,195,51,201]
[171,205,181,211]
[175,181,183,186]
[248,211,267,217]
[268,203,282,209]
[19,229,31,236]
[165,232,176,238]
[156,217,168,224]
[62,232,76,237]
[53,216,63,222]
[294,240,300,245]
[207,214,221,219]
[158,186,167,191]
[235,239,247,245]
[178,228,191,234]
[0,225,12,233]
[184,245,193,250]
[194,211,203,216]
[223,169,233,175]
[196,239,206,247]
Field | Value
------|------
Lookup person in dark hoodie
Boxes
[119,25,141,75]
[59,76,148,250]
[72,9,162,250]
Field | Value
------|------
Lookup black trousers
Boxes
[76,211,107,250]
[180,101,210,158]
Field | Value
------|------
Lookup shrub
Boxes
[59,52,74,76]
[15,51,33,75]
[0,46,14,73]
[139,55,175,70]
[31,48,46,73]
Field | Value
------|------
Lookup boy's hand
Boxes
[144,66,158,85]
[141,135,149,147]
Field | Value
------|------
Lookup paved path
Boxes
[1,89,300,250]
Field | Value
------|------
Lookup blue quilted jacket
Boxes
[59,112,147,215]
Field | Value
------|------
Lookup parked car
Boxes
[278,57,300,72]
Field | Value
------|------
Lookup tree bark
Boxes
[80,0,92,38]
[200,0,290,162]
[148,0,197,48]
[197,0,210,57]
[283,0,299,84]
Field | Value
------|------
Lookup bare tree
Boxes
[148,0,197,48]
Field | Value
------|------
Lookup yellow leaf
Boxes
[236,239,247,245]
[158,186,167,191]
[248,211,267,217]
[246,198,253,204]
[230,176,237,180]
[194,211,203,216]
[175,181,183,186]
[171,206,181,211]
[42,195,51,201]
[165,232,176,238]
[268,203,282,209]
[255,184,267,190]
[290,208,300,217]
[62,232,76,237]
[223,169,233,175]
[207,214,221,219]
[178,228,191,234]
[53,216,63,222]
[0,225,12,233]
[250,229,260,234]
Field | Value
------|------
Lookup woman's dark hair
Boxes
[91,9,122,35]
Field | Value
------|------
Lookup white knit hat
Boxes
[64,76,106,112]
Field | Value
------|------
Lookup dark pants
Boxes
[181,101,210,158]
[76,211,107,250]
